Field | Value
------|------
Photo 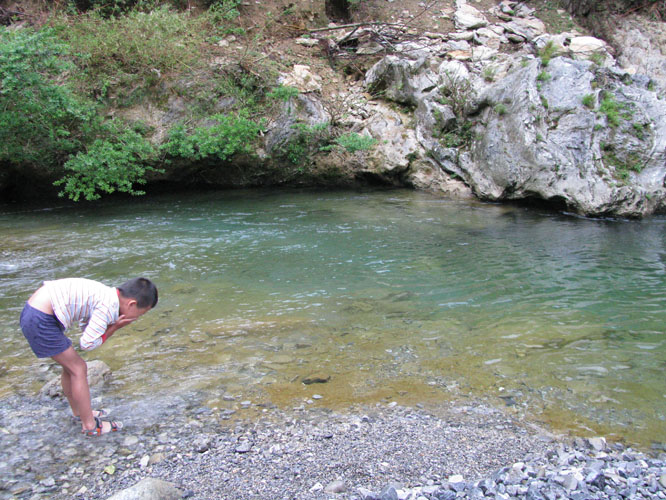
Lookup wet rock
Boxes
[302,374,331,384]
[40,360,111,397]
[105,478,182,500]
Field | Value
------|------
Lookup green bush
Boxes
[161,113,262,161]
[276,122,331,165]
[0,27,95,167]
[55,125,158,201]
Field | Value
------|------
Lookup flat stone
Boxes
[569,36,606,55]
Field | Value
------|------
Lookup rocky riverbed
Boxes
[1,387,665,500]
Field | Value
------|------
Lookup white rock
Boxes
[106,478,182,500]
[454,3,489,30]
[295,37,319,47]
[569,36,607,55]
[280,65,323,93]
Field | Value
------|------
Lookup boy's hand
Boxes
[104,315,136,341]
[115,314,137,329]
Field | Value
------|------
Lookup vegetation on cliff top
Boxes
[0,0,660,202]
[1,0,370,201]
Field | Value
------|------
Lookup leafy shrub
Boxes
[276,122,331,165]
[438,71,475,118]
[0,27,103,170]
[55,126,158,201]
[161,113,262,161]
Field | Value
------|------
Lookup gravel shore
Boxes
[0,391,664,500]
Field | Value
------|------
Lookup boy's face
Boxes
[120,299,152,319]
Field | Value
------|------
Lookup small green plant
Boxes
[582,94,596,109]
[602,145,644,183]
[540,96,549,109]
[267,85,300,102]
[537,71,552,82]
[589,52,605,66]
[441,121,474,148]
[538,41,557,66]
[494,103,507,115]
[599,93,622,128]
[482,66,496,82]
[322,132,378,153]
[632,122,647,140]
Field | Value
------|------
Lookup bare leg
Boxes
[52,347,119,433]
[52,347,95,431]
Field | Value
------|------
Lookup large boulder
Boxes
[362,44,666,217]
[467,57,666,216]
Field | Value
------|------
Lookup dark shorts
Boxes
[20,303,71,358]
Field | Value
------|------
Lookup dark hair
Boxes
[117,277,158,309]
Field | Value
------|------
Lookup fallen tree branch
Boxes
[307,21,407,33]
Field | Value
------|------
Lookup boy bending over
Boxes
[20,277,158,436]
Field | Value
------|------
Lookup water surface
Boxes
[1,190,664,447]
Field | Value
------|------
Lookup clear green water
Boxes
[1,190,664,447]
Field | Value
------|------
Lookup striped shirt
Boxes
[43,278,119,351]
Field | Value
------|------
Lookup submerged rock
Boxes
[40,359,111,397]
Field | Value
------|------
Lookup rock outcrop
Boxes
[353,0,666,217]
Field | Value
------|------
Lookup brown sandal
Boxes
[82,416,123,436]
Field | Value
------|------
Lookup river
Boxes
[1,189,664,448]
